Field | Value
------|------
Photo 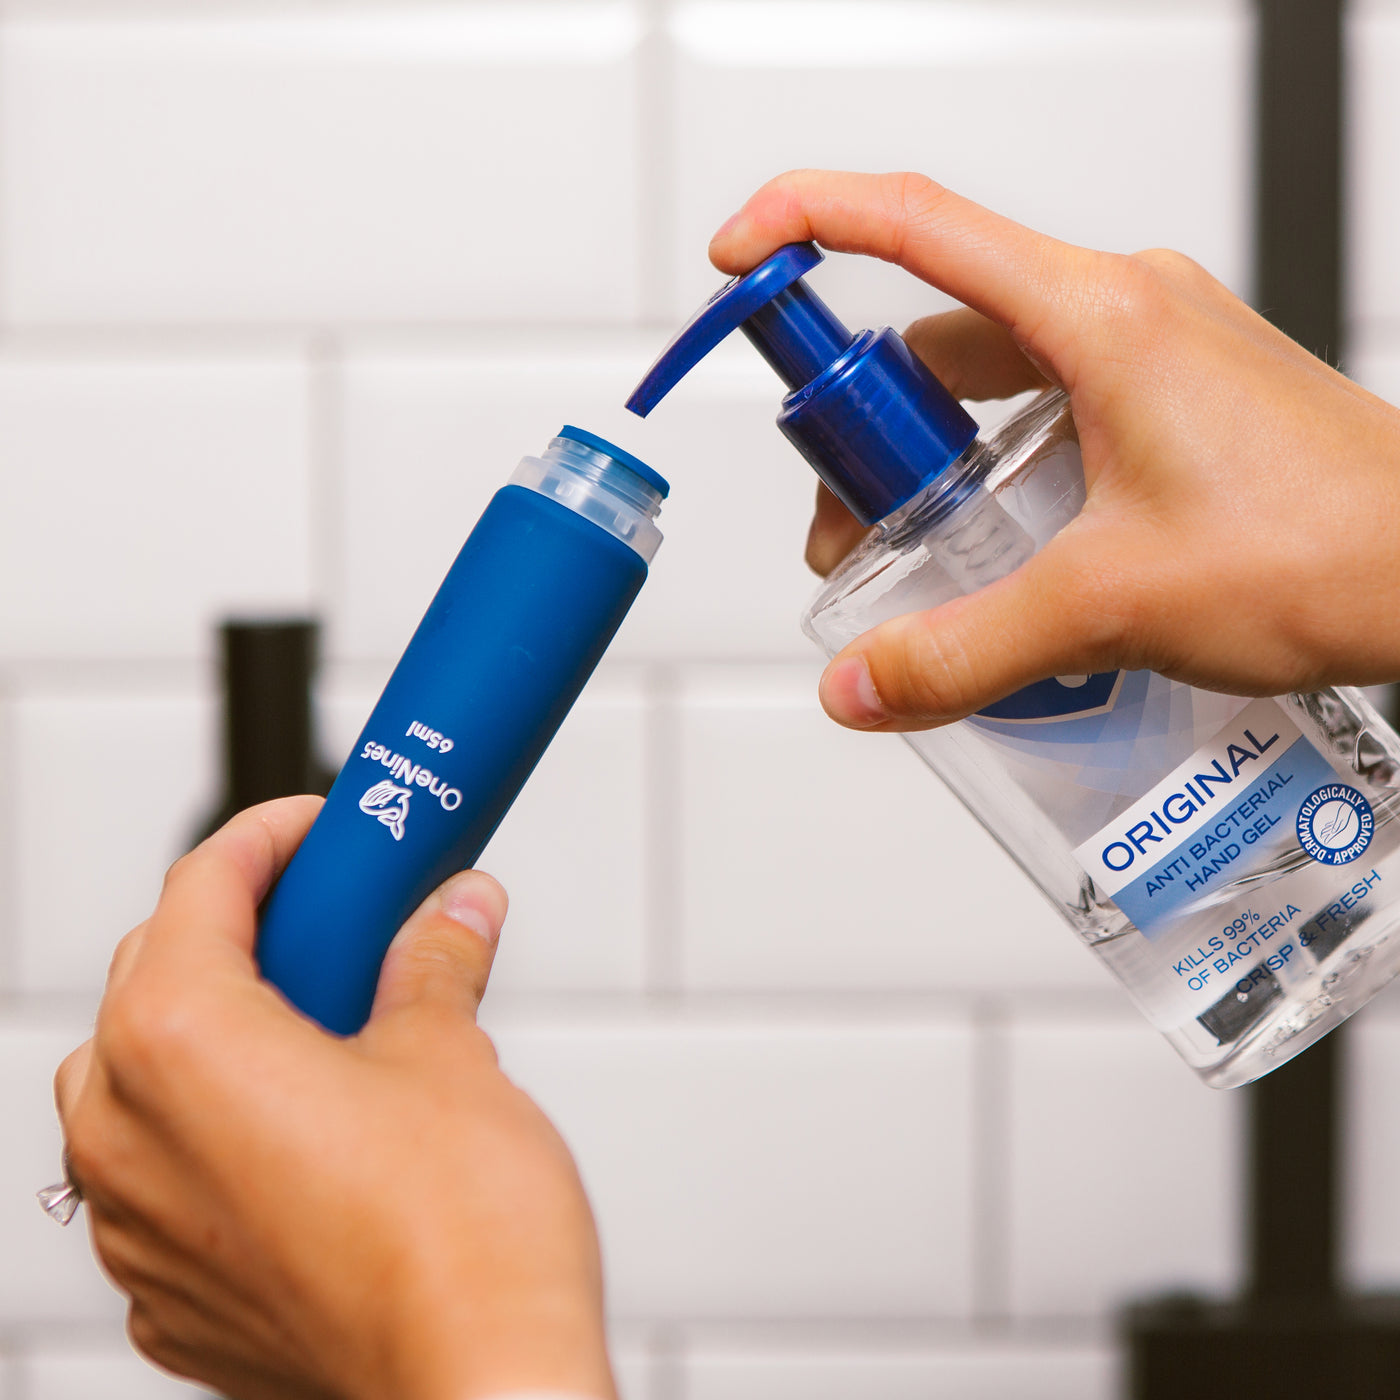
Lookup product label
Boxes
[1073,697,1342,938]
[955,668,1398,1038]
[359,780,413,840]
[1296,784,1376,865]
[354,719,465,842]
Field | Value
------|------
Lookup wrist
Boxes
[380,1285,615,1400]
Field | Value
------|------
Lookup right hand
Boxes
[710,169,1400,732]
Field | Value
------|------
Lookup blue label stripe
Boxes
[975,670,1123,723]
[1112,736,1336,938]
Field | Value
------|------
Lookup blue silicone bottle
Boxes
[257,426,667,1034]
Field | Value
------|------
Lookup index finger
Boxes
[54,1040,93,1128]
[139,796,323,969]
[707,169,1098,385]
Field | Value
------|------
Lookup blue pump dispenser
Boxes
[257,427,666,1035]
[626,242,977,525]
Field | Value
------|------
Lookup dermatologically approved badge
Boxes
[1296,783,1375,866]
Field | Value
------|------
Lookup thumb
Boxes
[367,869,508,1026]
[817,537,1132,730]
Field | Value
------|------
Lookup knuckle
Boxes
[1057,551,1149,667]
[1099,249,1213,336]
[759,168,820,226]
[887,171,948,258]
[109,926,142,969]
[892,169,945,217]
[96,985,151,1073]
[876,613,982,719]
[104,926,145,989]
[128,1303,179,1372]
[1131,246,1207,285]
[97,973,193,1092]
[769,166,813,191]
[1100,254,1170,328]
[63,1117,106,1198]
[473,1029,500,1069]
[111,926,142,961]
[159,848,196,895]
[54,1045,86,1106]
[902,312,939,342]
[1050,252,1192,372]
[91,1217,138,1285]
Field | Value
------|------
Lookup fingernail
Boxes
[439,874,501,946]
[819,656,886,728]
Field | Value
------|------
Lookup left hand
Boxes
[54,798,614,1400]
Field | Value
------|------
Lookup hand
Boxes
[54,798,614,1400]
[710,169,1400,731]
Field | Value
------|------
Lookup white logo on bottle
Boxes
[358,780,411,841]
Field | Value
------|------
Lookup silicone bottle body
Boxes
[256,429,666,1035]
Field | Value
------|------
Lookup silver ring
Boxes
[37,1150,82,1226]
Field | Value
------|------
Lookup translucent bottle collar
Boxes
[512,426,666,563]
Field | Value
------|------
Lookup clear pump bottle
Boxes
[629,243,1400,1088]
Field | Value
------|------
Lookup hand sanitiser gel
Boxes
[257,427,666,1035]
[627,242,1400,1087]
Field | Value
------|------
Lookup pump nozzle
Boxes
[626,243,840,414]
[626,243,979,526]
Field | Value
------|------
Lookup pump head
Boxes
[626,243,978,526]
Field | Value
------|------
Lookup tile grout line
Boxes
[0,321,661,350]
[0,1314,1112,1352]
[307,332,344,652]
[642,662,683,998]
[610,1315,1112,1346]
[0,667,18,998]
[0,7,8,342]
[635,0,676,325]
[646,1321,686,1400]
[7,1348,28,1400]
[970,997,1011,1327]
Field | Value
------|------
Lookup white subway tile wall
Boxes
[7,689,215,993]
[1344,1005,1400,1291]
[675,665,1117,992]
[486,1018,976,1320]
[669,1,1254,327]
[1005,1019,1242,1317]
[0,1024,127,1325]
[0,354,313,660]
[0,6,643,326]
[1,1,1393,1397]
[1350,3,1400,336]
[21,1348,217,1400]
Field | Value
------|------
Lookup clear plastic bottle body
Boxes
[803,388,1400,1087]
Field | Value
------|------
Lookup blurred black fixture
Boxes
[1124,2,1400,1395]
[195,618,337,843]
